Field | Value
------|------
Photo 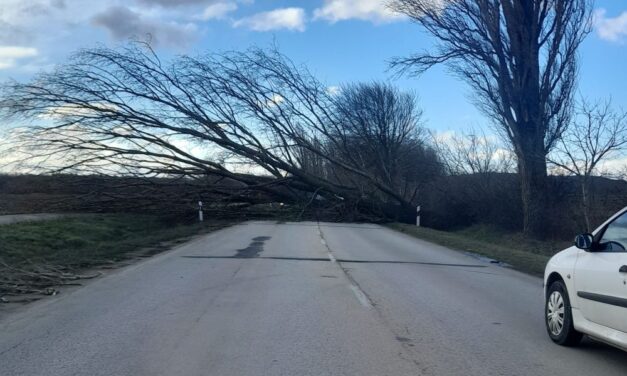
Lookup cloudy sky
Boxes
[1,0,627,133]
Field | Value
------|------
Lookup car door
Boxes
[574,210,627,333]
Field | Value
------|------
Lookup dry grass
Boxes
[388,223,571,276]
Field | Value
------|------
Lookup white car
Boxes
[544,206,627,351]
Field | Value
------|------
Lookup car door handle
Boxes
[620,265,627,273]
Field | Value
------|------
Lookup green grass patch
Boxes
[0,214,229,268]
[388,223,571,276]
[1,214,232,301]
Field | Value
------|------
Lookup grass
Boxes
[0,214,230,267]
[387,223,571,276]
[0,214,232,301]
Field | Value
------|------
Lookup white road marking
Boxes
[349,285,372,308]
[317,221,371,309]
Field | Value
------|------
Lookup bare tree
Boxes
[330,82,441,205]
[0,43,431,221]
[549,99,627,230]
[390,0,592,236]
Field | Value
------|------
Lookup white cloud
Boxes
[197,2,238,20]
[0,0,256,74]
[137,0,223,7]
[432,130,456,143]
[549,154,627,177]
[0,0,79,44]
[597,155,627,175]
[233,8,306,32]
[594,9,627,42]
[327,86,341,96]
[266,94,284,107]
[254,94,285,109]
[91,6,198,49]
[0,46,38,69]
[313,0,404,24]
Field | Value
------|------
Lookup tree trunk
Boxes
[581,176,591,232]
[517,137,548,238]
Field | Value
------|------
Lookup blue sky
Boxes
[1,0,627,134]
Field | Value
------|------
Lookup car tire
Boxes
[545,280,583,346]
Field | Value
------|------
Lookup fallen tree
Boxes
[1,43,440,222]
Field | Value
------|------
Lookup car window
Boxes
[599,211,627,252]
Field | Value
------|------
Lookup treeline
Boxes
[1,172,625,239]
[422,173,626,238]
[0,174,283,221]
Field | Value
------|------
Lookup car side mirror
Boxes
[574,233,594,250]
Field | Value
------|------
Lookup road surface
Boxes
[1,221,626,375]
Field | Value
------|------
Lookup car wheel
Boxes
[545,280,583,346]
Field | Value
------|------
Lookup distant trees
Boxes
[549,99,627,230]
[432,130,515,176]
[390,0,593,237]
[426,130,520,229]
[0,43,436,222]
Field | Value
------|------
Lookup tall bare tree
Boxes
[0,43,432,221]
[549,99,627,230]
[390,0,592,236]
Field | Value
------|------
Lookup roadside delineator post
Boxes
[416,205,421,227]
[198,201,204,222]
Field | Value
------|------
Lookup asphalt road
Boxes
[1,221,626,376]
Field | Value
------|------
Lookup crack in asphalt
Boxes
[181,255,486,268]
[244,222,382,229]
